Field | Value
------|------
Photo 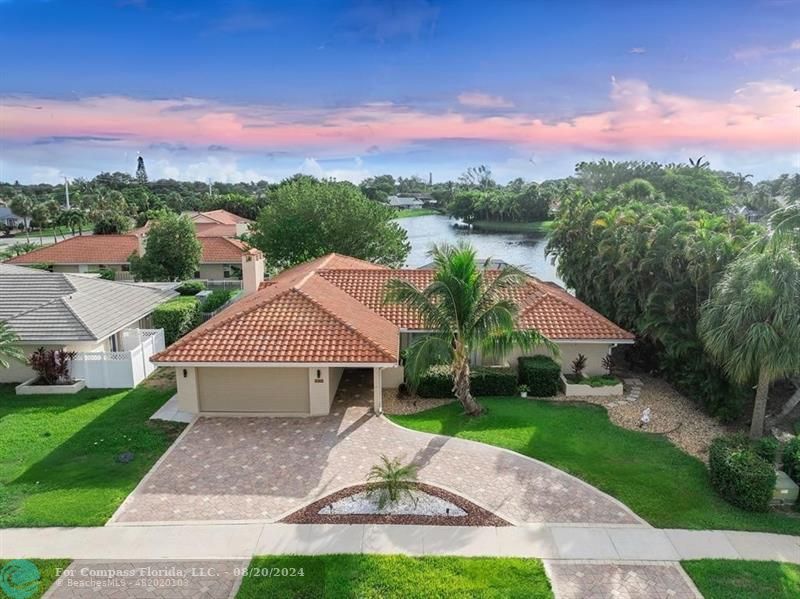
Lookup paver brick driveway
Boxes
[114,371,644,526]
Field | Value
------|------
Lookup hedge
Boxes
[709,435,776,512]
[176,280,206,296]
[783,437,800,484]
[518,355,561,397]
[153,297,201,345]
[201,289,234,313]
[415,365,517,398]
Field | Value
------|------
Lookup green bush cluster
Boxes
[415,366,517,398]
[153,297,200,345]
[176,280,206,296]
[754,436,780,464]
[469,368,517,396]
[782,437,800,484]
[517,355,561,397]
[200,289,234,313]
[709,435,776,512]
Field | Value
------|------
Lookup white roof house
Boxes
[0,264,177,387]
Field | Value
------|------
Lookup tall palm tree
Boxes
[384,242,555,416]
[699,242,800,438]
[0,322,24,370]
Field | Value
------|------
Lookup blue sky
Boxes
[1,0,799,183]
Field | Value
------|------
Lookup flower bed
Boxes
[15,377,86,395]
[561,374,623,397]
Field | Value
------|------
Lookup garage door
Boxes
[197,367,310,414]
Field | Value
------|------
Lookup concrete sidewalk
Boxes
[2,523,798,563]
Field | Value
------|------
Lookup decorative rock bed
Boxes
[281,483,510,526]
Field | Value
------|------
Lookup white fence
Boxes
[72,329,165,388]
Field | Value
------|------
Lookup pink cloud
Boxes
[2,79,798,154]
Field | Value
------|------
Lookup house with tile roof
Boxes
[153,252,634,417]
[0,263,176,386]
[4,224,251,281]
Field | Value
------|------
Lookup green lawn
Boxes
[0,559,71,599]
[389,398,800,535]
[393,208,440,218]
[683,560,800,599]
[471,220,554,235]
[236,555,552,599]
[0,384,184,527]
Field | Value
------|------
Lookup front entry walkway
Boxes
[113,371,641,525]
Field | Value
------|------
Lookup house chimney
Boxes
[242,249,264,295]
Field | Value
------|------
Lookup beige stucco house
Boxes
[152,253,634,417]
[5,210,251,281]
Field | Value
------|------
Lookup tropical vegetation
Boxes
[248,176,410,268]
[0,322,24,369]
[385,242,553,415]
[129,210,202,281]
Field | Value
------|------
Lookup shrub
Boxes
[571,353,587,378]
[366,455,417,509]
[709,435,776,512]
[754,436,780,464]
[601,353,615,375]
[783,437,800,483]
[153,297,200,345]
[518,355,561,397]
[28,347,77,384]
[98,267,116,281]
[416,365,517,398]
[470,367,517,396]
[176,280,206,296]
[416,365,454,398]
[201,289,234,313]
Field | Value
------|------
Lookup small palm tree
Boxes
[699,242,800,438]
[366,455,418,509]
[385,242,555,416]
[0,323,24,369]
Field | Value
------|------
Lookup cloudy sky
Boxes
[1,0,799,184]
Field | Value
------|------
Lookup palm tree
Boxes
[699,242,800,438]
[0,322,24,369]
[384,242,555,416]
[9,194,34,243]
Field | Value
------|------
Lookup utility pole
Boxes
[64,176,70,209]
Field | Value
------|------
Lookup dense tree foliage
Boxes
[700,241,800,437]
[248,178,410,268]
[130,211,202,281]
[547,191,761,420]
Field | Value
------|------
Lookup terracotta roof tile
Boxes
[199,237,250,263]
[195,223,238,237]
[153,255,398,364]
[190,209,251,225]
[153,253,632,366]
[5,235,139,265]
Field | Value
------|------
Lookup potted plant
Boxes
[518,384,529,398]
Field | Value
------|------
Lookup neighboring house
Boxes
[387,195,425,210]
[4,232,251,281]
[0,206,23,229]
[153,253,634,417]
[0,263,176,387]
[183,209,252,237]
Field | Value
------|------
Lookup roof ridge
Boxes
[59,295,96,339]
[151,286,295,359]
[295,283,397,362]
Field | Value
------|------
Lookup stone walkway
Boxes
[112,370,642,526]
[545,561,702,599]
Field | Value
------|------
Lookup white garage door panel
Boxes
[198,367,310,413]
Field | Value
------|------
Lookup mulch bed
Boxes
[281,483,510,526]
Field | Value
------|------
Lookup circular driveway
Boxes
[113,377,645,527]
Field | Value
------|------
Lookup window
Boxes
[121,264,130,272]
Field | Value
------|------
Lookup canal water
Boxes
[395,214,563,285]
